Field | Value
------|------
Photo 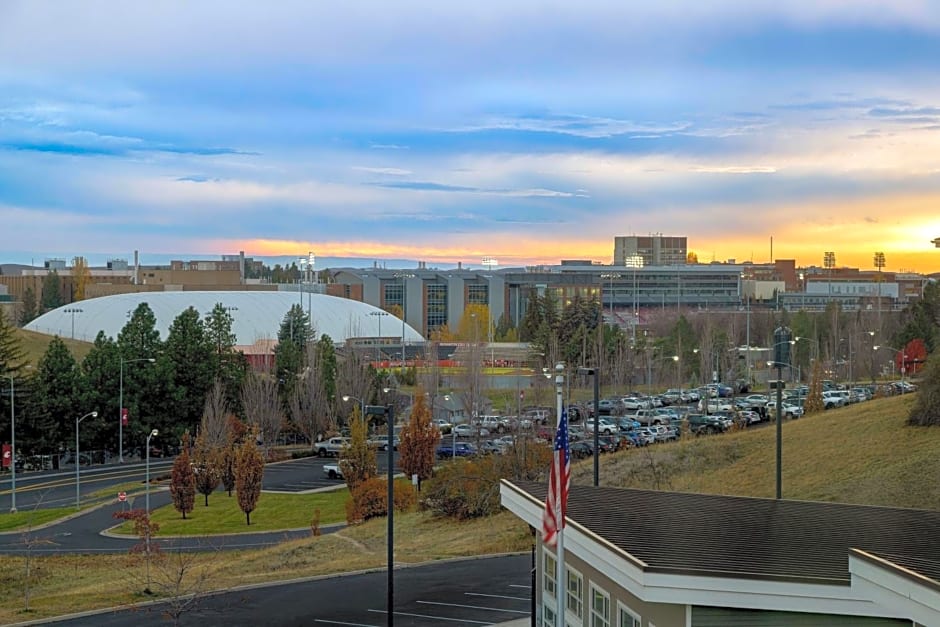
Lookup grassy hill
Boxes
[14,328,92,365]
[572,393,940,510]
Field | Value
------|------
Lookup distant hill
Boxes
[15,328,92,364]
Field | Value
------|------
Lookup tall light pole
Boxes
[119,357,155,463]
[5,374,16,513]
[824,251,836,298]
[769,328,792,500]
[370,311,390,367]
[145,427,159,593]
[577,367,600,487]
[873,251,885,332]
[63,307,84,340]
[75,410,99,509]
[874,345,908,384]
[364,404,395,627]
[600,273,622,320]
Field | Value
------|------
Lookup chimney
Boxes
[134,250,139,285]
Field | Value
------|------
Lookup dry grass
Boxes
[573,394,940,509]
[0,509,530,623]
[15,328,92,364]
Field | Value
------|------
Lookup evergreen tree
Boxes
[169,433,196,519]
[80,332,121,451]
[18,287,38,326]
[235,433,265,525]
[316,334,337,405]
[163,307,214,433]
[117,303,169,444]
[275,304,312,400]
[0,309,26,377]
[29,337,84,452]
[40,270,62,312]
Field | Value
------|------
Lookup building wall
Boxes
[538,545,687,627]
[614,235,688,266]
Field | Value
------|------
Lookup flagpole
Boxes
[554,362,565,623]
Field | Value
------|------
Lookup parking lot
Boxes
[263,453,398,492]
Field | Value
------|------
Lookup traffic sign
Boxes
[117,491,127,502]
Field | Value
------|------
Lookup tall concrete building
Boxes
[614,235,688,266]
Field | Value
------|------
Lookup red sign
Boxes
[118,491,127,502]
[1,444,10,469]
[121,408,128,426]
[519,390,525,400]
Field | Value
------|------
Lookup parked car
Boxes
[367,434,400,451]
[432,419,454,433]
[569,441,594,459]
[453,424,489,438]
[766,402,804,419]
[583,418,618,435]
[436,442,477,458]
[323,463,344,480]
[478,440,504,455]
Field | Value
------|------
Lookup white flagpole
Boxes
[554,363,565,623]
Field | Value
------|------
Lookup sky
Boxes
[2,1,940,273]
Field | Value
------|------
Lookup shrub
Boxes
[345,477,417,524]
[421,456,502,520]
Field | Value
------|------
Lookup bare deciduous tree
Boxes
[289,343,332,444]
[334,346,374,427]
[240,368,282,458]
[200,378,230,448]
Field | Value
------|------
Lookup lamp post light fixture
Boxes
[369,310,390,366]
[145,427,159,592]
[577,367,600,487]
[874,345,908,383]
[119,357,155,463]
[767,327,793,500]
[342,394,366,421]
[364,403,396,627]
[63,307,84,340]
[74,410,99,509]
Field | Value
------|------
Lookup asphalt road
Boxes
[53,553,532,626]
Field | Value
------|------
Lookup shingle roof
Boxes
[509,480,940,585]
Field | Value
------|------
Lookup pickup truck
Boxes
[315,437,350,458]
[323,463,344,480]
[632,409,668,426]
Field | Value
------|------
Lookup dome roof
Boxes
[25,291,423,345]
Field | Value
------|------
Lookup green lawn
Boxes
[0,508,75,533]
[119,487,351,536]
[15,328,92,364]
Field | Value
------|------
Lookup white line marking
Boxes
[368,609,491,624]
[465,592,530,601]
[508,584,530,589]
[313,620,378,627]
[417,600,528,614]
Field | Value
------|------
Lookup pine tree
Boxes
[18,287,38,326]
[40,271,62,313]
[164,307,214,432]
[169,433,196,519]
[235,433,265,525]
[908,351,940,427]
[339,406,377,491]
[29,336,83,451]
[0,309,26,377]
[398,389,439,483]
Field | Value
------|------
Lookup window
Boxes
[426,284,448,330]
[618,602,641,627]
[467,283,488,305]
[566,566,583,623]
[543,550,557,597]
[383,283,404,309]
[590,584,610,627]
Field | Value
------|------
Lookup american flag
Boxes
[542,410,570,547]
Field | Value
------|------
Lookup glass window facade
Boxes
[467,283,488,305]
[426,284,448,330]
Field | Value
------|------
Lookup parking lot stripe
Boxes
[417,600,528,614]
[464,592,529,601]
[368,609,491,624]
[314,620,378,627]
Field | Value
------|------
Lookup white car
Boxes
[584,418,618,435]
[453,424,489,438]
[766,402,804,418]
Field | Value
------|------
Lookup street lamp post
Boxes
[145,427,159,592]
[119,357,155,463]
[874,345,908,384]
[768,328,793,500]
[364,403,395,627]
[5,374,16,513]
[369,311,390,367]
[342,395,366,421]
[577,367,600,487]
[75,410,99,509]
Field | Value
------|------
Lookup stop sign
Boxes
[117,491,127,502]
